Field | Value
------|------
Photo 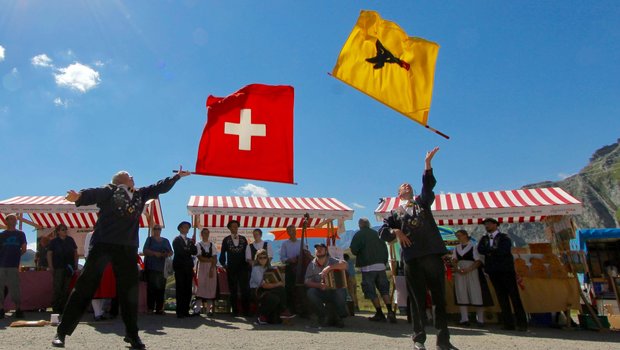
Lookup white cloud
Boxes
[232,183,270,197]
[32,54,53,68]
[0,45,5,62]
[53,97,69,108]
[93,60,104,67]
[27,242,37,251]
[54,62,100,92]
[351,202,366,209]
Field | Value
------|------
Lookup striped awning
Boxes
[187,196,354,228]
[374,187,582,225]
[0,196,164,229]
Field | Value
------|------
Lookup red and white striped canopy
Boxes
[187,196,354,228]
[0,196,164,229]
[374,187,582,225]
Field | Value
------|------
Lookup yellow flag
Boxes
[332,10,439,127]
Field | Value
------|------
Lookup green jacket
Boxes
[349,227,388,268]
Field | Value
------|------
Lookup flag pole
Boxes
[328,72,450,139]
[172,170,298,185]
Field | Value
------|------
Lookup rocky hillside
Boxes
[486,139,620,243]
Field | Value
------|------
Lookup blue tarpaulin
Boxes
[570,228,620,252]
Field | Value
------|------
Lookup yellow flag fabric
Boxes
[332,10,439,126]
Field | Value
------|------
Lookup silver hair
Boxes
[111,171,130,185]
[358,217,371,228]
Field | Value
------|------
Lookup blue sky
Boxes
[1,1,618,250]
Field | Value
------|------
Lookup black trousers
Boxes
[52,268,72,314]
[146,270,166,312]
[58,243,139,338]
[174,268,193,316]
[487,271,527,329]
[227,267,249,314]
[284,263,299,313]
[258,286,287,323]
[405,254,450,346]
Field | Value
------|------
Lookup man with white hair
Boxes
[379,147,458,350]
[0,213,27,319]
[52,169,190,349]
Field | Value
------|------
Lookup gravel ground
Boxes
[1,310,619,350]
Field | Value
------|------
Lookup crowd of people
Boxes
[0,152,535,350]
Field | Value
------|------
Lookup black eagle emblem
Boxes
[366,40,410,71]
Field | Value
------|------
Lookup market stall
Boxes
[374,187,584,315]
[570,228,620,314]
[0,195,164,311]
[186,195,354,295]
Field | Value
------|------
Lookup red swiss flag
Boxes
[195,84,294,184]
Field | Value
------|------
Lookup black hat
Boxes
[314,243,327,249]
[177,221,192,230]
[226,220,240,229]
[481,218,499,225]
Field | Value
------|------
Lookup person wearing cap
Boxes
[304,243,348,328]
[143,224,172,315]
[172,220,198,318]
[52,168,190,349]
[0,213,27,319]
[477,218,527,332]
[219,219,250,316]
[378,147,458,350]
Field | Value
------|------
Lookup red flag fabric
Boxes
[195,84,294,184]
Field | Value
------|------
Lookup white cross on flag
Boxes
[195,84,294,183]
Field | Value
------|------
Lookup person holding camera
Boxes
[195,228,218,316]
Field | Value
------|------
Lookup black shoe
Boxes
[368,313,386,322]
[387,311,397,323]
[0,309,4,319]
[436,342,459,350]
[52,333,66,348]
[413,342,426,350]
[502,325,516,331]
[123,336,146,350]
[93,315,107,321]
[13,309,24,318]
[458,320,470,327]
[517,326,528,332]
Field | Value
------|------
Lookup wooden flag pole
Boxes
[328,72,450,139]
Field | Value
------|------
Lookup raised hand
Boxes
[176,165,191,178]
[65,190,81,203]
[425,146,439,170]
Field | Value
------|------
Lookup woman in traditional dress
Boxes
[195,228,218,316]
[452,229,493,326]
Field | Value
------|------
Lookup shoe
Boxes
[0,309,4,319]
[502,325,516,331]
[52,333,66,348]
[154,310,165,315]
[368,313,386,322]
[475,322,485,327]
[458,320,470,327]
[13,309,24,318]
[123,336,146,350]
[517,326,528,332]
[413,342,426,350]
[254,315,268,325]
[333,317,344,328]
[93,315,107,321]
[280,310,296,319]
[436,343,459,350]
[387,311,397,324]
[207,311,214,317]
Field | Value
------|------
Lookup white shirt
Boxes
[196,240,218,258]
[117,184,134,200]
[245,240,273,260]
